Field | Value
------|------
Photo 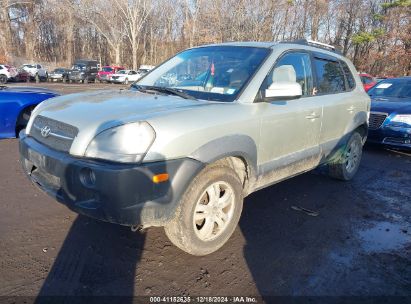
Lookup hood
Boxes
[29,89,211,155]
[3,86,59,95]
[370,96,411,114]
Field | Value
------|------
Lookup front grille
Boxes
[369,112,388,130]
[30,115,78,152]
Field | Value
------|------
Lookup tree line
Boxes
[0,0,410,76]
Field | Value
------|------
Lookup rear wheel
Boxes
[0,74,7,84]
[164,163,243,256]
[328,132,363,181]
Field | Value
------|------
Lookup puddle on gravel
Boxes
[358,222,410,253]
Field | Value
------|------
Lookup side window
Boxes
[37,64,41,69]
[314,58,346,94]
[340,61,356,90]
[262,52,313,97]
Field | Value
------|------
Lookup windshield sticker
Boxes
[376,83,392,89]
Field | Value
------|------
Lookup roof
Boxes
[196,40,345,59]
[200,41,278,48]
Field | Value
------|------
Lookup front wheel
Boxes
[328,132,363,181]
[165,163,243,256]
[0,74,7,84]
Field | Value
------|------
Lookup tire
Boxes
[0,74,7,84]
[15,106,35,137]
[328,132,363,181]
[164,163,243,256]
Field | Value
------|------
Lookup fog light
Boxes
[80,168,96,187]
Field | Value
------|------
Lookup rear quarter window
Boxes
[340,61,356,90]
[314,58,346,94]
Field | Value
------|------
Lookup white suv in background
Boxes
[0,64,18,84]
[21,63,48,81]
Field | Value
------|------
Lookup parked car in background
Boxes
[21,64,48,81]
[0,86,59,138]
[97,65,125,83]
[359,73,377,92]
[0,64,18,84]
[109,70,140,84]
[136,65,155,78]
[19,40,370,255]
[367,77,411,150]
[14,69,30,82]
[68,59,99,83]
[48,68,69,82]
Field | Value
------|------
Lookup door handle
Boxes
[347,105,355,112]
[305,112,320,120]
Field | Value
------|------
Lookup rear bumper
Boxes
[367,126,411,150]
[19,132,205,227]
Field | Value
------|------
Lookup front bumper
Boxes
[111,78,125,83]
[49,75,64,80]
[69,74,85,81]
[19,132,204,226]
[367,126,411,150]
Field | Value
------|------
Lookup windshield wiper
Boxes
[133,85,197,100]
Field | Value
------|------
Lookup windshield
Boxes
[117,70,127,74]
[102,67,113,72]
[23,64,36,68]
[368,79,411,99]
[134,46,270,102]
[72,64,86,71]
[54,69,65,73]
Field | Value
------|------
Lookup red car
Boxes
[14,69,30,82]
[97,65,125,82]
[359,73,377,92]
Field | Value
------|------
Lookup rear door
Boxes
[311,53,358,158]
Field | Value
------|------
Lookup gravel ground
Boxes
[0,83,410,302]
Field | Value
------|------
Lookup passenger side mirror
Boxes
[264,82,302,100]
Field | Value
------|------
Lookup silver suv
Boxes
[19,40,370,255]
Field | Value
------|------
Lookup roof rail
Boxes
[280,39,342,55]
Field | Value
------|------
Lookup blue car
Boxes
[0,86,59,139]
[367,77,411,150]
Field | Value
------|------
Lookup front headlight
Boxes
[390,115,411,127]
[85,122,156,163]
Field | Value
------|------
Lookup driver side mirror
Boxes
[265,82,302,100]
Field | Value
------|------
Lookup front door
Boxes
[257,51,322,187]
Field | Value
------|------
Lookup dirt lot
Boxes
[0,83,410,302]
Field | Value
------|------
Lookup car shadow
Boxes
[239,169,357,298]
[35,215,145,303]
[33,150,173,303]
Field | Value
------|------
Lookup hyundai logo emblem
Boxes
[41,126,51,138]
